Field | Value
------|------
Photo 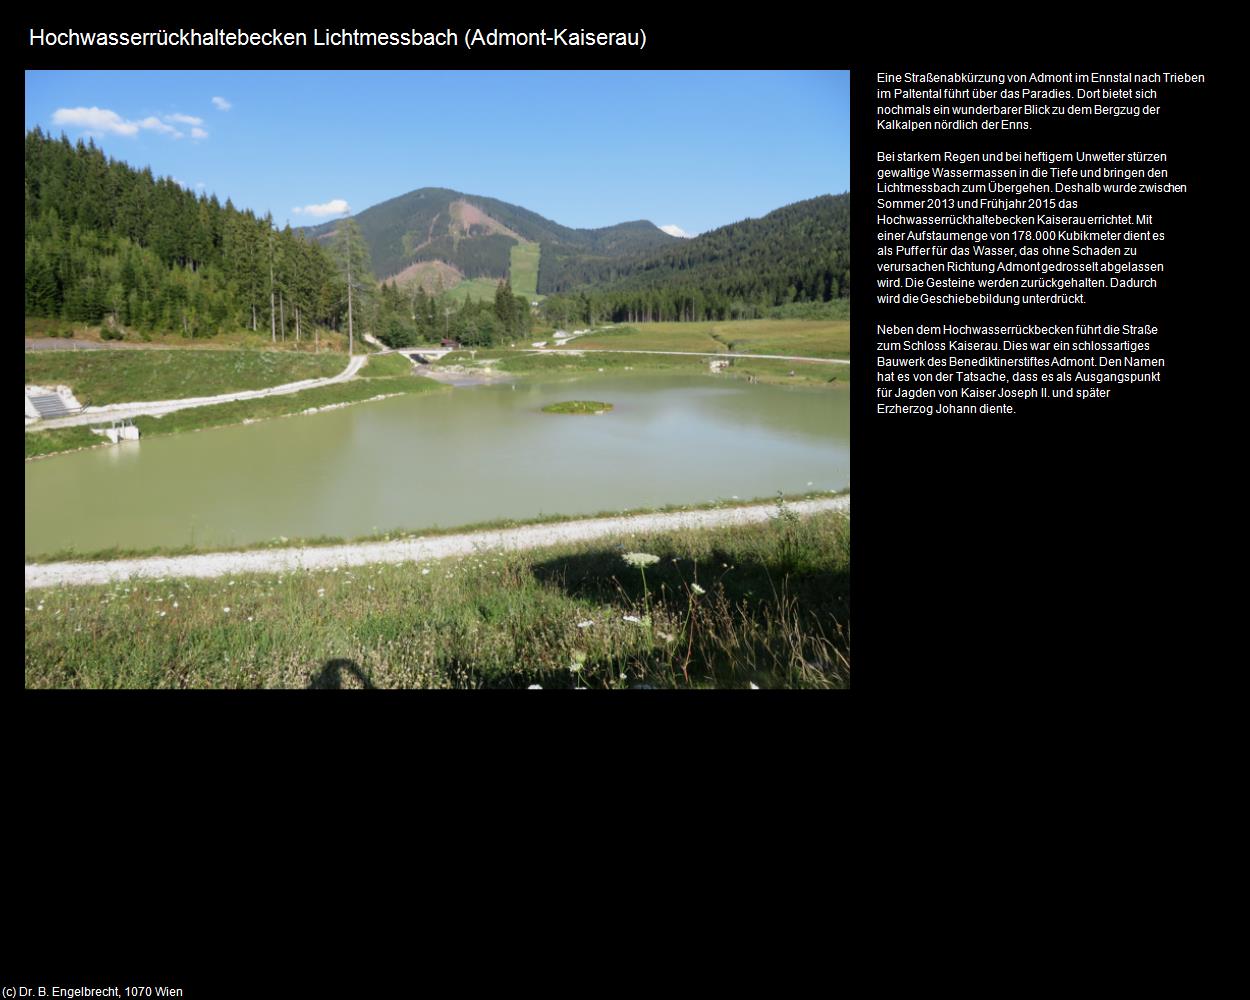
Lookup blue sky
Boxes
[25,70,849,235]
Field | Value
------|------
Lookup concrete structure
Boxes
[91,418,140,444]
[26,385,84,420]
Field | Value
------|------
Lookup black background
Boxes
[16,14,1219,748]
[13,9,1223,989]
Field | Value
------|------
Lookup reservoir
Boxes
[25,374,849,557]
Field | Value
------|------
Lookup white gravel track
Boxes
[26,496,849,590]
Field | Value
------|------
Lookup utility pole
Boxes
[268,229,276,343]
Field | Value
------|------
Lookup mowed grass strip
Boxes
[24,349,347,406]
[509,242,542,301]
[25,376,446,460]
[573,319,849,358]
[24,509,850,690]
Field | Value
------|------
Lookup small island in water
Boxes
[541,400,614,415]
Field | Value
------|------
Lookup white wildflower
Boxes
[576,620,594,628]
[622,552,660,569]
[623,615,643,624]
[527,684,543,690]
[223,607,231,614]
[690,583,706,596]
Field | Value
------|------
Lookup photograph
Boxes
[24,69,851,689]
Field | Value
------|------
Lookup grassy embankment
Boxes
[355,352,416,377]
[25,354,443,460]
[24,349,347,406]
[24,505,850,690]
[25,315,351,352]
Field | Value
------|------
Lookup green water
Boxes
[25,374,849,557]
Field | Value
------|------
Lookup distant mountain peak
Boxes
[659,224,692,238]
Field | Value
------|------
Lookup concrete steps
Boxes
[28,394,80,419]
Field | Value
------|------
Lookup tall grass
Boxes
[25,511,850,689]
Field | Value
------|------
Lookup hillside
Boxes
[539,195,850,324]
[299,187,678,290]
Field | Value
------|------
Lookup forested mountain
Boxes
[298,187,678,286]
[538,195,850,326]
[24,128,346,339]
[23,130,532,349]
[25,128,846,345]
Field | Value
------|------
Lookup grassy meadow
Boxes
[25,506,850,690]
[437,348,843,387]
[573,319,850,358]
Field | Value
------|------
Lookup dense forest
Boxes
[23,129,531,348]
[374,278,531,349]
[537,195,850,326]
[23,128,349,340]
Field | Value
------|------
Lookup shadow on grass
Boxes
[529,546,849,615]
[309,658,375,690]
[525,529,850,688]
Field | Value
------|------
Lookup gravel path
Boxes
[26,496,849,590]
[26,355,368,431]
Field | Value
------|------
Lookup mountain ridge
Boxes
[298,186,680,288]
